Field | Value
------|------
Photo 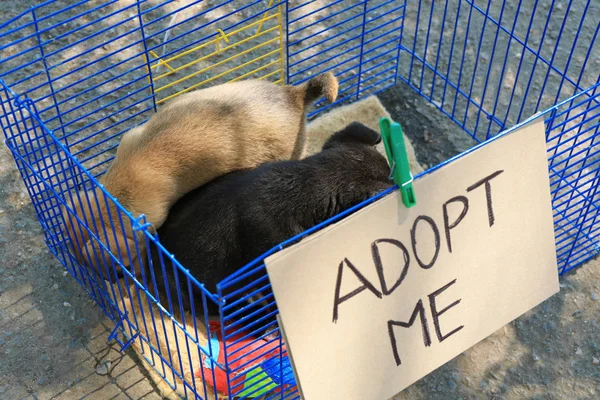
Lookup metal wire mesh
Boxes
[396,0,599,274]
[0,1,599,399]
[286,0,405,116]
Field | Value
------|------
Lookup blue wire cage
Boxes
[1,0,598,399]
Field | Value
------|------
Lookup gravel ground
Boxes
[1,1,599,399]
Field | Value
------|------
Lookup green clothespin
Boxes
[379,117,417,208]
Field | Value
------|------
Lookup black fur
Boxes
[149,122,393,318]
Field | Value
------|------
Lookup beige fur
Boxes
[61,73,339,279]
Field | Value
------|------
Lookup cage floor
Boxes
[2,79,599,399]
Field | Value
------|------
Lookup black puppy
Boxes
[149,122,393,319]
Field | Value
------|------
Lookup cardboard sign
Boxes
[265,120,559,400]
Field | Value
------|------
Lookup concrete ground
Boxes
[0,144,163,399]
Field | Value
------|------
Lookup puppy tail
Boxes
[293,72,339,107]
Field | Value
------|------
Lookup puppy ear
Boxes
[323,122,382,150]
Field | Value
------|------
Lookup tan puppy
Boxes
[61,73,339,281]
